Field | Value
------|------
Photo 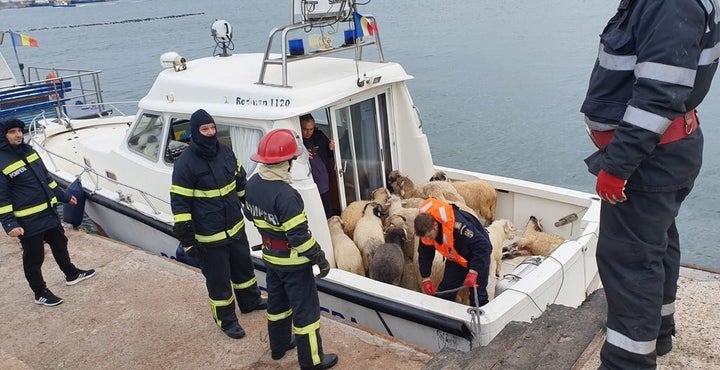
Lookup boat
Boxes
[27,0,601,352]
[52,0,76,8]
[28,0,53,7]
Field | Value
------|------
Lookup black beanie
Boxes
[189,109,218,159]
[1,117,26,134]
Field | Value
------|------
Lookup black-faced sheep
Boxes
[507,216,565,257]
[340,187,390,237]
[486,219,517,277]
[430,170,498,226]
[327,216,364,275]
[368,225,407,286]
[352,202,386,274]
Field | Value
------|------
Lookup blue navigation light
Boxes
[289,38,305,56]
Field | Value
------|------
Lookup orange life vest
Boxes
[419,197,468,268]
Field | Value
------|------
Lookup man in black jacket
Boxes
[300,114,335,217]
[582,1,719,368]
[0,117,95,306]
[170,109,266,339]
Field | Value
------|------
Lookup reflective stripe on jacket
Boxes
[419,198,468,268]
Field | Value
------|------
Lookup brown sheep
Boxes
[429,170,498,226]
[507,216,565,257]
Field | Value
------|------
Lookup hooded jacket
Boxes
[0,118,71,237]
[170,109,248,247]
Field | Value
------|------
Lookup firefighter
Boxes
[245,128,338,370]
[170,109,266,339]
[581,1,719,368]
[414,197,492,307]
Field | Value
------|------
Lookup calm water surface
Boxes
[2,0,719,269]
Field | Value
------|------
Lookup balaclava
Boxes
[189,109,218,159]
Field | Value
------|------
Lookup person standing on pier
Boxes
[170,109,266,339]
[581,0,720,368]
[0,117,95,307]
[245,128,338,370]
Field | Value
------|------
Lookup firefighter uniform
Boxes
[581,1,720,368]
[170,109,264,338]
[245,128,337,370]
[417,198,492,306]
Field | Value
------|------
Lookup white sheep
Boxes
[340,187,390,237]
[327,216,364,275]
[430,170,498,226]
[486,219,517,278]
[368,226,407,286]
[352,202,386,274]
[508,216,565,257]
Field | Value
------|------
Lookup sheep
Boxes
[401,197,425,209]
[507,216,566,257]
[352,202,386,274]
[485,219,517,278]
[368,225,407,286]
[385,196,419,259]
[327,216,364,275]
[429,170,498,226]
[387,170,466,204]
[340,187,390,237]
[399,255,421,292]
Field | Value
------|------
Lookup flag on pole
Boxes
[9,31,39,48]
[353,12,378,39]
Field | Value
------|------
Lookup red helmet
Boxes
[251,129,303,164]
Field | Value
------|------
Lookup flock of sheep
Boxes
[327,170,567,304]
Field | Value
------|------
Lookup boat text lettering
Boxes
[236,97,291,107]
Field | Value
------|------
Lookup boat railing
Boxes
[27,113,169,216]
[257,14,384,87]
[25,66,108,117]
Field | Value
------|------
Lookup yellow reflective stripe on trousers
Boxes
[294,320,321,365]
[173,213,192,223]
[210,295,235,328]
[48,180,58,189]
[232,276,257,290]
[170,181,236,198]
[282,211,307,231]
[294,237,316,254]
[195,219,245,243]
[2,152,39,175]
[267,309,293,322]
[606,327,656,355]
[13,197,58,217]
[0,203,13,215]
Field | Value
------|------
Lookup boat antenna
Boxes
[211,20,234,57]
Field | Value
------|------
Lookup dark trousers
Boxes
[437,260,489,307]
[20,226,77,295]
[598,188,690,370]
[198,235,261,329]
[320,191,331,218]
[266,264,324,369]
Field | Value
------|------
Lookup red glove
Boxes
[422,279,436,295]
[464,270,478,288]
[596,169,627,205]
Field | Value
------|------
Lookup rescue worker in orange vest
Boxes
[244,128,338,370]
[414,197,492,306]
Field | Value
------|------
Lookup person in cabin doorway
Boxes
[581,1,719,368]
[414,197,492,307]
[245,128,338,370]
[300,114,335,218]
[0,117,96,307]
[170,109,266,339]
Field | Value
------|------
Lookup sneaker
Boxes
[271,336,297,360]
[66,269,96,286]
[34,289,64,306]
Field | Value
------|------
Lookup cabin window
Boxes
[128,113,164,161]
[215,123,263,174]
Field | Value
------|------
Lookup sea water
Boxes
[2,0,719,269]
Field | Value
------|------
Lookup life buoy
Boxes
[46,72,60,100]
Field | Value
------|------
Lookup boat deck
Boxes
[1,228,717,369]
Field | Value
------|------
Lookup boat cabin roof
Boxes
[139,53,413,120]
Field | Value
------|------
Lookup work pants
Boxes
[199,235,261,329]
[437,260,489,307]
[265,264,325,369]
[597,188,691,369]
[20,226,78,295]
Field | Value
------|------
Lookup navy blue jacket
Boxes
[417,206,492,277]
[582,0,719,191]
[0,140,70,237]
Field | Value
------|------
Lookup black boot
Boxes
[222,322,246,339]
[240,296,267,313]
[271,336,297,360]
[656,335,673,356]
[301,353,338,370]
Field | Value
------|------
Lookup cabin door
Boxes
[330,93,393,207]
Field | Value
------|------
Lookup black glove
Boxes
[307,249,331,278]
[184,242,206,262]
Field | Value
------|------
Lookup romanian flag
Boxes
[353,12,377,39]
[10,31,39,48]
